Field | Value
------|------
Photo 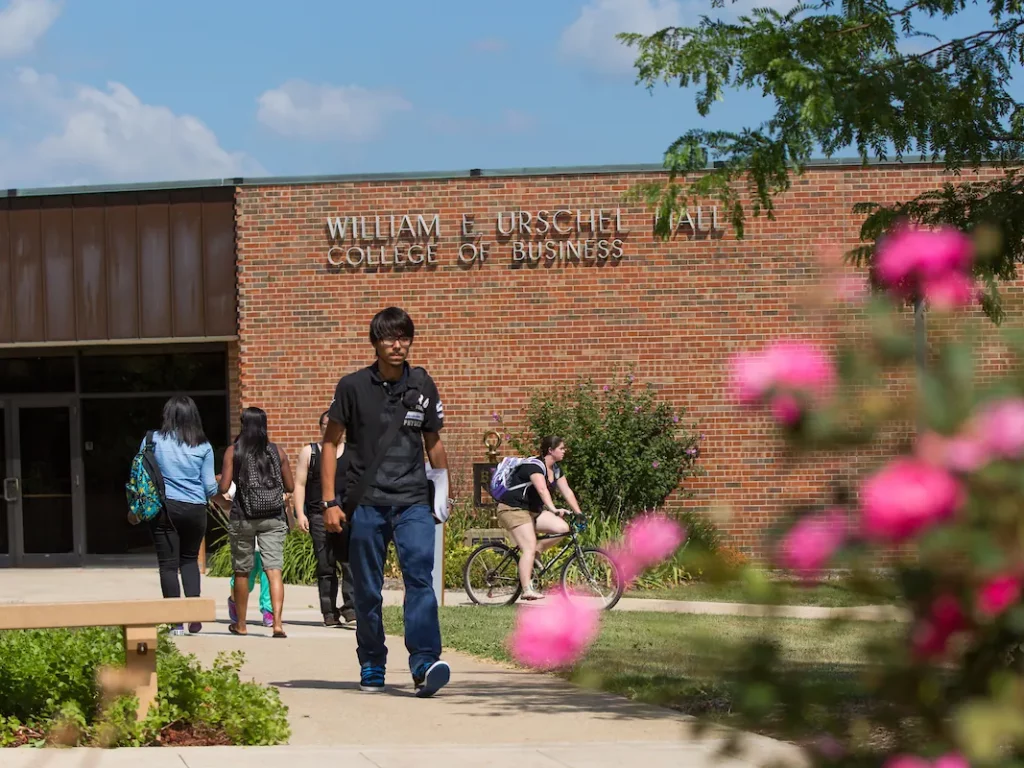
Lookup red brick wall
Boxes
[233,163,1023,559]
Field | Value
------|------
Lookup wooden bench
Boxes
[0,598,216,719]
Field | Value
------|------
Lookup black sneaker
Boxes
[412,660,450,698]
[323,613,341,627]
[340,608,357,625]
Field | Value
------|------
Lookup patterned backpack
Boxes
[126,431,166,525]
[488,456,546,503]
[238,444,285,519]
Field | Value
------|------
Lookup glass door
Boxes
[2,397,84,566]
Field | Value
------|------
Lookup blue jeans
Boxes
[350,503,441,674]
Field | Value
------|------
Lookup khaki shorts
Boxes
[496,502,540,532]
[229,516,288,573]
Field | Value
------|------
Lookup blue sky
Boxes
[0,0,1010,190]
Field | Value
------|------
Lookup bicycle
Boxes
[462,514,625,610]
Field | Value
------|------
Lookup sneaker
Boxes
[323,613,341,627]
[521,582,544,601]
[261,610,275,627]
[413,660,450,698]
[360,664,386,693]
[340,608,357,625]
[169,624,185,636]
[188,622,202,634]
[227,597,237,624]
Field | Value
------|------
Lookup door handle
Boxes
[3,478,18,503]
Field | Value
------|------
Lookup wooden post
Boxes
[123,625,159,720]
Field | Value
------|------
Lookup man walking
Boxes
[319,307,451,697]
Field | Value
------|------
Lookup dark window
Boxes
[0,356,75,394]
[79,352,225,393]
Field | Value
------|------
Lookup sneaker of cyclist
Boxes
[495,435,582,600]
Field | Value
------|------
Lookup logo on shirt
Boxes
[436,399,444,420]
[404,410,425,429]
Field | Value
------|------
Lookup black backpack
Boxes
[236,443,284,519]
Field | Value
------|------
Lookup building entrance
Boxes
[0,348,229,566]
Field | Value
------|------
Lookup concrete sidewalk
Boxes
[0,567,811,766]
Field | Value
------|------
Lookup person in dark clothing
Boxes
[293,410,356,627]
[144,395,220,636]
[319,307,452,698]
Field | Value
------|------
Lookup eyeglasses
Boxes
[380,336,412,346]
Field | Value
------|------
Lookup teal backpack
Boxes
[126,431,166,525]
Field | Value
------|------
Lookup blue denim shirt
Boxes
[142,431,218,505]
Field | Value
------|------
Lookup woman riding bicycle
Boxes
[495,435,583,600]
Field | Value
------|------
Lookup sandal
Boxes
[228,623,246,636]
[273,629,287,639]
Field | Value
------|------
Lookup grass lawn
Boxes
[626,579,899,607]
[383,605,902,736]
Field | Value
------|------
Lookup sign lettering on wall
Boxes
[325,206,722,268]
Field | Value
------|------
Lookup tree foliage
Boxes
[620,0,1024,322]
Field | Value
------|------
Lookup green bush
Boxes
[0,627,289,747]
[498,371,705,529]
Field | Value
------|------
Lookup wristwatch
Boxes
[319,500,340,512]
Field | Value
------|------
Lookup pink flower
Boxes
[934,754,970,768]
[916,431,989,473]
[977,573,1022,617]
[885,757,932,768]
[974,398,1024,460]
[911,594,967,660]
[777,510,848,577]
[610,513,687,585]
[509,588,601,669]
[861,458,964,542]
[730,341,836,425]
[876,225,974,286]
[924,272,978,310]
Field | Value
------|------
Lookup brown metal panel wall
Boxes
[0,203,11,343]
[41,197,76,341]
[104,195,139,339]
[9,201,44,342]
[137,193,173,338]
[201,197,236,337]
[169,192,205,337]
[73,199,108,340]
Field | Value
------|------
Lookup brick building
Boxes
[0,160,1017,565]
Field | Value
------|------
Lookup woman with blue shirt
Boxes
[143,395,219,633]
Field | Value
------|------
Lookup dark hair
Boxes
[319,410,330,429]
[158,395,208,448]
[235,407,273,489]
[539,435,565,458]
[369,307,415,345]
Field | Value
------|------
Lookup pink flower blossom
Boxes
[916,431,989,473]
[911,594,967,660]
[974,398,1024,460]
[924,272,978,310]
[509,588,601,669]
[877,225,974,285]
[861,458,964,542]
[933,754,970,768]
[977,573,1022,617]
[609,513,687,585]
[885,756,932,768]
[777,510,848,577]
[730,341,836,426]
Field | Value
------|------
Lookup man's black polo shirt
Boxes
[327,361,444,509]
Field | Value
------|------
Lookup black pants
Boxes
[150,500,208,599]
[308,511,355,618]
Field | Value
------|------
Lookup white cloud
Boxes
[256,79,411,142]
[559,0,682,76]
[0,67,263,188]
[0,0,61,59]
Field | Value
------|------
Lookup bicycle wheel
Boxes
[560,547,624,611]
[463,542,522,606]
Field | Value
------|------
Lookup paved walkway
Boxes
[0,567,816,766]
